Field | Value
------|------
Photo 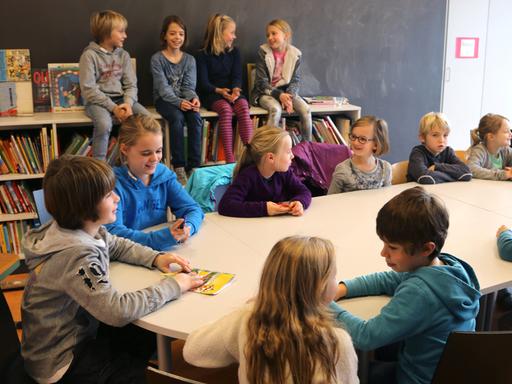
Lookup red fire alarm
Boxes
[455,37,479,59]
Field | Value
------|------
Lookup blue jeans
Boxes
[156,99,202,170]
[85,101,150,159]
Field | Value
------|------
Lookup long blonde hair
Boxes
[233,126,289,178]
[470,113,509,146]
[202,13,235,55]
[117,114,162,165]
[245,236,340,384]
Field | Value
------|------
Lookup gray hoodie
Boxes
[21,221,181,382]
[79,41,138,111]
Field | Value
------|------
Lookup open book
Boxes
[163,268,235,295]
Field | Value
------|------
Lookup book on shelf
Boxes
[303,96,348,106]
[0,220,31,255]
[0,49,31,82]
[48,63,84,112]
[0,82,16,116]
[163,268,235,295]
[334,116,352,145]
[32,68,51,112]
[0,49,34,116]
[0,181,35,215]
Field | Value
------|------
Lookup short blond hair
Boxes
[419,112,450,137]
[202,13,235,56]
[90,10,127,44]
[267,19,293,44]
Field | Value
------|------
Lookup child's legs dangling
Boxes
[86,104,114,160]
[291,96,312,141]
[233,98,253,144]
[156,99,186,168]
[211,99,235,163]
[258,95,282,127]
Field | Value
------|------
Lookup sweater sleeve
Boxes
[467,145,508,180]
[285,55,301,96]
[165,176,205,236]
[217,172,268,217]
[434,147,472,181]
[285,171,312,209]
[150,53,182,108]
[343,271,405,298]
[196,52,216,95]
[330,278,434,351]
[498,229,512,262]
[231,48,242,89]
[408,147,454,184]
[183,307,246,367]
[253,48,276,102]
[120,51,138,105]
[79,50,117,111]
[327,163,347,194]
[181,55,199,101]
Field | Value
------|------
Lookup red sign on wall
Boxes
[455,37,479,59]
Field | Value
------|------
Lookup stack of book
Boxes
[0,181,36,215]
[63,134,118,166]
[0,128,52,174]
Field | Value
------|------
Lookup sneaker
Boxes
[175,167,188,186]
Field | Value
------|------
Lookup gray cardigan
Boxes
[467,143,512,180]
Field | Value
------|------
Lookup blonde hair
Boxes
[202,13,235,55]
[351,115,390,156]
[245,236,340,384]
[267,19,293,45]
[233,126,289,178]
[419,112,450,137]
[470,113,509,146]
[117,114,162,164]
[90,10,127,44]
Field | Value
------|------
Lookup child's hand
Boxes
[279,93,293,113]
[180,100,194,111]
[169,218,191,244]
[504,167,512,179]
[334,282,347,301]
[230,88,241,102]
[428,164,435,171]
[153,252,192,273]
[190,98,201,111]
[172,272,204,293]
[266,201,291,216]
[288,201,304,216]
[497,225,510,237]
[216,87,231,100]
[113,103,132,121]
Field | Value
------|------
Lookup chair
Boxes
[246,63,256,102]
[391,160,409,185]
[32,189,52,226]
[455,149,467,163]
[185,164,235,212]
[431,331,512,384]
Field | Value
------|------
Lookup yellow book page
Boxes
[162,268,235,295]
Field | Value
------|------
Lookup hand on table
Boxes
[288,201,304,216]
[497,225,510,238]
[267,201,291,216]
[169,219,191,244]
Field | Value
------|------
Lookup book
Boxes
[0,49,31,82]
[163,268,235,296]
[48,63,84,112]
[32,68,51,112]
[0,82,16,116]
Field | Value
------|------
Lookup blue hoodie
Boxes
[330,253,480,384]
[106,163,204,251]
[497,229,512,261]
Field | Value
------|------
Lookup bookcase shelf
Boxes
[0,212,37,222]
[0,173,44,181]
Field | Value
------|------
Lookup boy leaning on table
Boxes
[20,155,203,383]
[331,186,481,384]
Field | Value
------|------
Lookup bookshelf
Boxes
[0,103,360,255]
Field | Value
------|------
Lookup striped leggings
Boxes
[211,98,253,163]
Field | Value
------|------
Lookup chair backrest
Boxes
[454,149,467,163]
[247,63,256,101]
[391,160,409,185]
[432,331,512,384]
[32,189,52,226]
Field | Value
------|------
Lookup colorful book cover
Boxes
[163,268,235,296]
[48,63,84,112]
[0,49,31,82]
[0,82,16,116]
[32,68,51,112]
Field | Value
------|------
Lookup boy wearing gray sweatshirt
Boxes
[79,10,150,159]
[21,155,203,383]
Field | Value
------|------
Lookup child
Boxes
[495,225,512,309]
[407,112,472,184]
[217,126,311,217]
[331,186,481,384]
[183,235,359,384]
[467,113,512,180]
[151,15,203,185]
[21,155,203,383]
[196,13,253,163]
[252,19,312,141]
[79,10,150,160]
[105,114,204,251]
[328,116,391,194]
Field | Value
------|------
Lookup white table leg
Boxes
[156,334,173,372]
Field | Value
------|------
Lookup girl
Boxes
[252,19,312,141]
[328,116,391,194]
[183,236,359,384]
[217,126,311,217]
[105,114,204,251]
[467,113,512,180]
[151,15,203,186]
[196,14,253,163]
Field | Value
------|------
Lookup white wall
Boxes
[442,0,512,149]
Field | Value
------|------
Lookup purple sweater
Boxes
[218,165,312,217]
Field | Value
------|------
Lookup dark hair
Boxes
[350,115,390,156]
[159,15,187,49]
[376,186,449,259]
[43,155,116,229]
[470,113,509,146]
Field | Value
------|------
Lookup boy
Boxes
[21,156,203,383]
[79,10,150,159]
[331,186,481,384]
[407,112,472,184]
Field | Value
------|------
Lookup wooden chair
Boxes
[455,149,468,163]
[391,160,409,185]
[432,331,512,384]
[246,63,256,102]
